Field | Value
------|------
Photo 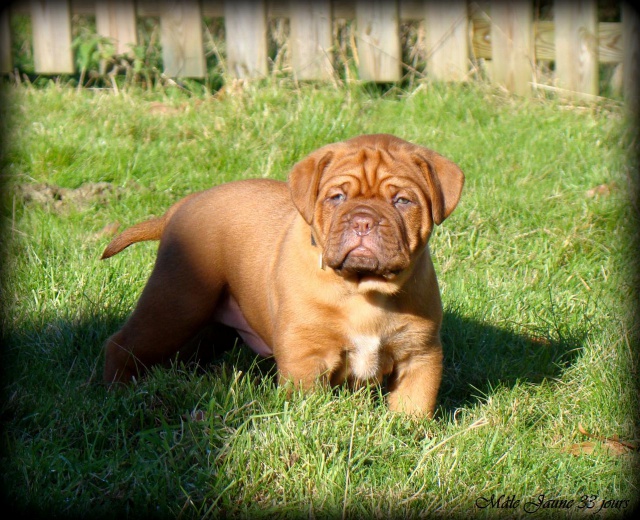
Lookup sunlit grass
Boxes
[1,80,637,518]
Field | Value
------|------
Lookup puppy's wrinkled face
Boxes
[289,134,464,294]
[317,152,425,288]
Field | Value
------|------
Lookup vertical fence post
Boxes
[490,0,534,96]
[159,1,206,78]
[225,0,268,79]
[424,1,469,82]
[554,0,598,98]
[1,8,11,73]
[95,0,138,56]
[290,0,333,81]
[622,2,639,116]
[355,0,401,82]
[30,0,75,74]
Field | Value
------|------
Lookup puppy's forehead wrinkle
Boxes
[326,147,411,196]
[366,149,391,190]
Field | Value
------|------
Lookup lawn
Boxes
[0,80,638,518]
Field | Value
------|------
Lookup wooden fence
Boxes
[1,1,639,104]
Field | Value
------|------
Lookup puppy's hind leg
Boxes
[103,246,223,385]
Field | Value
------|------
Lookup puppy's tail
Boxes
[101,217,165,259]
[101,192,199,260]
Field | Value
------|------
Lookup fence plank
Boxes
[356,0,401,82]
[599,22,623,64]
[159,1,206,78]
[290,1,333,80]
[622,2,640,114]
[472,17,622,64]
[31,0,74,74]
[470,14,491,59]
[490,1,534,96]
[95,0,138,56]
[534,20,554,61]
[225,0,268,79]
[424,1,469,82]
[1,8,11,73]
[554,0,598,97]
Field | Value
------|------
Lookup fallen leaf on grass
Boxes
[586,182,616,198]
[563,423,638,456]
[564,441,625,456]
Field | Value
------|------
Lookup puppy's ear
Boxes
[412,150,464,225]
[288,149,334,224]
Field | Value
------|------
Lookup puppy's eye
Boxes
[327,192,346,203]
[393,197,411,207]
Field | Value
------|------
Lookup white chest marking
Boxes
[348,335,381,380]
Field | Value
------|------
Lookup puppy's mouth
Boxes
[331,246,403,282]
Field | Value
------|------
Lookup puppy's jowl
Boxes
[102,134,464,417]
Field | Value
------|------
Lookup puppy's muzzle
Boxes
[325,206,406,279]
[350,209,378,237]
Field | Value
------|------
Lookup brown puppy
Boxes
[101,134,464,417]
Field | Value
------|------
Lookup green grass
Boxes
[1,80,638,518]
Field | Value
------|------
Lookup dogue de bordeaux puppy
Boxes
[101,134,464,417]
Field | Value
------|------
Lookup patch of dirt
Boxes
[14,182,122,212]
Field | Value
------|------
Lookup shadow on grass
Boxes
[438,308,585,414]
[171,307,585,416]
[0,309,586,516]
[1,306,585,418]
